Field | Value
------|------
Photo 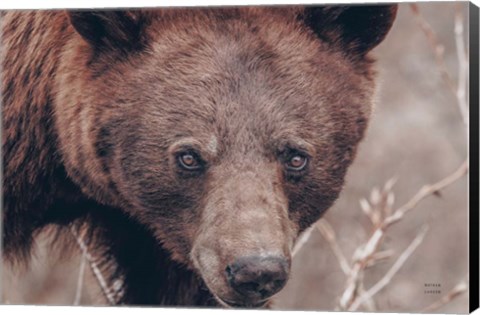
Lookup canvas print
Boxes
[0,2,478,313]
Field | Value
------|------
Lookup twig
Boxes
[73,250,87,305]
[366,250,395,268]
[292,226,315,257]
[383,159,468,228]
[421,280,468,313]
[70,226,117,305]
[316,220,351,275]
[348,226,429,311]
[409,4,456,92]
[357,281,376,312]
[454,3,469,128]
[338,158,466,310]
[410,3,469,129]
[338,228,387,309]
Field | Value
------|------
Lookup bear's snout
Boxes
[190,168,296,307]
[225,255,289,301]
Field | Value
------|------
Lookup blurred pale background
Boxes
[1,2,470,313]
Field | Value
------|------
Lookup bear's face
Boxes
[58,7,397,307]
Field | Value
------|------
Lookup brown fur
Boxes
[1,6,397,307]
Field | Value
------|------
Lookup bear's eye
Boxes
[178,152,202,170]
[286,154,308,171]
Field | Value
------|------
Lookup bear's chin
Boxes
[213,293,269,309]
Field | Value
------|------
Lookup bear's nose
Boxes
[225,255,289,300]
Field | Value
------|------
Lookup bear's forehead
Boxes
[132,13,365,111]
[131,53,366,133]
[118,8,372,151]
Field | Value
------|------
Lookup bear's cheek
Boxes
[287,185,343,232]
[116,172,207,263]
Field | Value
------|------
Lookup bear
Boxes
[1,5,397,307]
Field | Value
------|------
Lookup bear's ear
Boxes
[301,5,398,57]
[67,10,147,52]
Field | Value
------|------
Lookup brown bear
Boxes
[1,5,397,307]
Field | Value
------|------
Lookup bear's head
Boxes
[56,6,397,307]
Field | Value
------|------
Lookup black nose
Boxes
[225,255,289,300]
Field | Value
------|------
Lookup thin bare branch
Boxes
[70,226,117,305]
[338,228,386,309]
[73,250,87,306]
[410,3,469,129]
[409,4,456,92]
[316,220,351,275]
[349,226,429,311]
[421,280,468,313]
[338,158,466,310]
[454,4,469,128]
[383,159,468,228]
[366,250,395,268]
[357,283,376,312]
[339,261,365,309]
[359,198,375,224]
[292,225,315,257]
